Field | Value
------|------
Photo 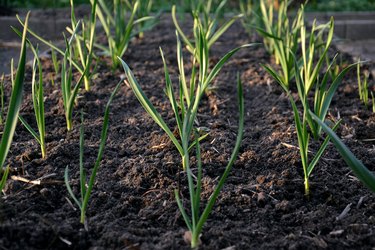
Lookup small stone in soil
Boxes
[183,231,201,246]
[275,200,290,212]
[329,229,344,236]
[257,192,267,205]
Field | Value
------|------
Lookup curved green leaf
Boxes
[0,13,29,169]
[310,111,375,193]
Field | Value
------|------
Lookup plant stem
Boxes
[80,211,85,224]
[191,235,199,249]
[84,77,90,91]
[41,144,46,159]
[67,119,72,131]
[304,177,310,197]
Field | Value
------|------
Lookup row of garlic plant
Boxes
[12,9,122,226]
[0,0,150,218]
[241,0,375,196]
[120,1,252,246]
[14,0,155,137]
[2,0,180,230]
[0,0,161,228]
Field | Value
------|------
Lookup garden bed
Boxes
[0,14,374,250]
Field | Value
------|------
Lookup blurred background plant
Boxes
[0,0,89,8]
[2,0,375,12]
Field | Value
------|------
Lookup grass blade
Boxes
[204,44,258,90]
[319,63,357,121]
[161,47,183,135]
[261,63,287,91]
[18,116,41,144]
[174,190,193,231]
[64,166,82,209]
[172,5,194,54]
[195,73,245,242]
[0,12,29,169]
[208,14,242,48]
[81,80,122,223]
[310,111,375,193]
[118,57,183,155]
[307,120,341,177]
[0,166,10,194]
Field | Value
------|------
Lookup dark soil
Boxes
[0,14,374,250]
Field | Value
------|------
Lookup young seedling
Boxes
[51,46,60,76]
[124,0,158,39]
[296,20,357,195]
[119,32,252,162]
[259,1,304,91]
[289,92,340,197]
[322,47,344,81]
[16,0,97,91]
[66,0,97,91]
[298,18,357,140]
[172,1,242,67]
[120,30,251,247]
[255,0,278,57]
[65,81,121,226]
[61,23,90,131]
[265,15,357,195]
[96,0,155,69]
[50,46,60,86]
[0,12,29,194]
[19,45,46,158]
[357,60,371,109]
[175,74,244,248]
